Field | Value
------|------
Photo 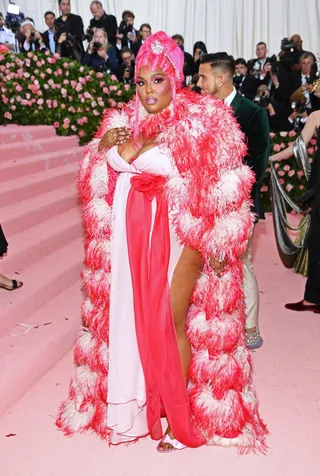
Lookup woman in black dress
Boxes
[271,110,320,312]
[0,225,23,291]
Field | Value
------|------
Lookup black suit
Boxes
[238,74,260,101]
[18,38,46,54]
[42,29,57,54]
[55,13,85,59]
[88,13,118,45]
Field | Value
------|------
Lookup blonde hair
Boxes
[93,28,108,51]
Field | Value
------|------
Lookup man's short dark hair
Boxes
[200,52,235,76]
[122,10,135,20]
[121,47,133,56]
[44,11,56,19]
[235,57,247,67]
[257,41,267,48]
[172,34,184,44]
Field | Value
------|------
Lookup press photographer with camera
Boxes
[255,84,302,132]
[82,28,118,74]
[117,47,135,85]
[191,41,208,76]
[247,42,271,80]
[55,0,85,61]
[290,52,320,114]
[86,1,117,46]
[18,20,46,53]
[117,10,138,49]
[233,58,259,100]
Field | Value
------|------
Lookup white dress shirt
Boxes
[301,74,312,109]
[224,87,237,106]
[0,26,15,47]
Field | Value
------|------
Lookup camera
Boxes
[92,41,102,52]
[259,92,270,108]
[281,37,296,52]
[268,54,280,74]
[233,73,244,90]
[292,100,306,114]
[30,31,35,39]
[6,2,25,33]
[55,25,76,43]
[119,20,133,36]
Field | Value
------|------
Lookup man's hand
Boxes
[128,32,136,42]
[98,127,131,152]
[97,48,107,60]
[58,32,67,44]
[123,69,131,80]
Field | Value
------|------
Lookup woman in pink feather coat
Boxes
[57,31,267,454]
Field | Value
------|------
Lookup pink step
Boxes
[1,163,78,206]
[0,238,83,338]
[0,208,82,276]
[2,185,78,236]
[0,135,78,161]
[0,125,56,145]
[0,282,82,416]
[0,146,82,181]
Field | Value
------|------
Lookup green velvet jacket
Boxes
[231,92,270,219]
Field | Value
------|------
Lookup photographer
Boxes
[233,58,259,100]
[132,23,151,57]
[0,12,15,51]
[255,84,301,132]
[290,52,320,113]
[247,42,270,80]
[191,41,207,76]
[117,47,135,85]
[18,20,46,53]
[55,0,84,61]
[87,1,117,46]
[172,34,193,79]
[82,28,118,74]
[118,10,138,49]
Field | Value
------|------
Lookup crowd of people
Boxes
[1,1,319,134]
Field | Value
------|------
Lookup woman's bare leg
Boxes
[158,246,203,450]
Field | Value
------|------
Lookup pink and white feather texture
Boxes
[56,88,268,453]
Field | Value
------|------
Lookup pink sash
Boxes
[126,172,205,448]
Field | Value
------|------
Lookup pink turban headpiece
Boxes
[133,31,185,138]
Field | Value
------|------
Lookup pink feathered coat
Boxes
[57,89,268,453]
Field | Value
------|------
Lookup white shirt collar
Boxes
[224,87,237,106]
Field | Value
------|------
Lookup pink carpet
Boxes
[1,126,320,475]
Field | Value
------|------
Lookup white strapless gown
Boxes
[106,146,183,444]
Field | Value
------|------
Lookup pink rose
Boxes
[110,74,118,81]
[11,105,16,111]
[63,79,69,85]
[4,111,12,120]
[61,88,67,96]
[288,169,295,177]
[63,123,69,130]
[46,68,52,74]
[16,85,23,92]
[283,164,290,172]
[99,81,105,87]
[77,118,84,126]
[53,100,58,108]
[79,66,84,73]
[93,109,100,116]
[54,122,60,128]
[40,73,46,79]
[96,72,104,78]
[299,185,304,190]
[260,185,268,192]
[270,132,276,139]
[24,72,30,78]
[82,117,88,124]
[117,102,123,109]
[78,130,85,137]
[279,178,285,185]
[103,87,109,94]
[71,125,77,132]
[307,147,314,155]
[37,98,44,105]
[273,144,281,152]
[278,170,285,176]
[91,101,97,108]
[79,77,86,84]
[116,90,122,96]
[280,142,286,149]
[84,91,92,99]
[310,138,317,146]
[288,130,296,137]
[280,131,288,137]
[61,104,66,109]
[297,170,304,178]
[108,99,117,107]
[109,85,117,91]
[124,84,130,91]
[285,183,293,192]
[63,62,68,69]
[75,83,83,92]
[63,118,70,124]
[57,68,63,75]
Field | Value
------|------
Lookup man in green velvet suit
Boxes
[198,53,270,350]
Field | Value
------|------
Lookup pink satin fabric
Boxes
[126,172,205,448]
